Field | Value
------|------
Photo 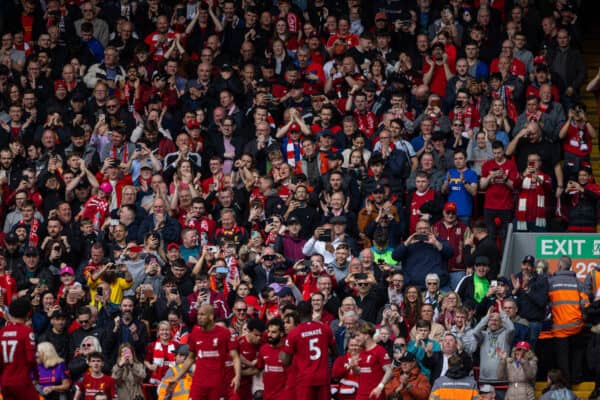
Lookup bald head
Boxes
[197,304,215,329]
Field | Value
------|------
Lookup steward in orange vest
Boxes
[429,354,480,400]
[548,269,588,338]
[547,267,589,383]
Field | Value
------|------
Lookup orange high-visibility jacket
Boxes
[548,270,589,338]
[428,375,481,400]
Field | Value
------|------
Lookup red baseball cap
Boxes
[167,243,180,252]
[443,202,457,213]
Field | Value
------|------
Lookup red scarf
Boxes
[285,135,302,168]
[149,341,176,384]
[112,145,129,164]
[492,85,517,121]
[20,218,40,248]
[516,173,547,230]
[81,195,110,231]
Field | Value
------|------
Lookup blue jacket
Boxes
[392,238,453,289]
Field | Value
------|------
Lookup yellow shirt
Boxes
[88,277,133,308]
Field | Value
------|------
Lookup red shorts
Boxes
[296,384,329,400]
[2,383,39,400]
[190,384,225,400]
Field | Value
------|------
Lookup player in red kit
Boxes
[280,301,338,400]
[256,318,289,400]
[355,322,393,400]
[169,304,241,400]
[238,319,265,400]
[0,297,38,400]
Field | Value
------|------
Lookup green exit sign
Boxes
[536,236,600,259]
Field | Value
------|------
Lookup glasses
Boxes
[357,282,369,287]
[453,123,463,127]
[426,282,439,286]
[235,308,247,312]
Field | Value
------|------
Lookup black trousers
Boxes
[554,334,586,384]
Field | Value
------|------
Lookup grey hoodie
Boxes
[464,312,515,383]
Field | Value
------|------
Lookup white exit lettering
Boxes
[540,239,586,256]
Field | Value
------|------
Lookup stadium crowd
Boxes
[0,0,599,399]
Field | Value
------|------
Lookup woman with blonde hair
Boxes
[112,342,146,400]
[145,321,176,384]
[497,341,538,400]
[36,341,71,400]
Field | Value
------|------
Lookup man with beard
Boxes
[104,296,148,364]
[284,184,320,238]
[256,318,290,400]
[180,197,215,248]
[0,148,24,191]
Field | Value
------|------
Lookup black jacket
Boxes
[464,235,501,278]
[38,328,71,362]
[423,350,473,383]
[515,272,549,322]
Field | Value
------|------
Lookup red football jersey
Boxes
[0,273,16,306]
[481,158,519,210]
[256,343,288,400]
[356,345,391,400]
[76,372,117,400]
[238,335,260,400]
[0,321,36,386]
[188,324,233,389]
[409,189,436,234]
[282,321,334,386]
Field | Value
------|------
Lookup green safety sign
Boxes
[536,236,600,259]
